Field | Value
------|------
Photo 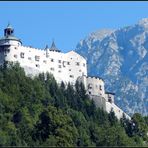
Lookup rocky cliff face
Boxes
[75,18,148,116]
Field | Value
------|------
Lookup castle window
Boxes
[58,70,61,73]
[6,48,10,53]
[28,57,31,60]
[58,65,62,68]
[43,60,47,64]
[76,62,80,66]
[88,84,92,89]
[51,59,54,62]
[69,69,71,71]
[20,52,24,58]
[36,64,40,68]
[67,62,70,65]
[14,47,17,50]
[14,54,17,58]
[99,85,102,90]
[35,56,40,61]
[83,63,85,67]
[79,70,82,72]
[63,61,66,67]
[69,75,74,78]
[50,67,54,71]
[58,60,61,63]
[88,91,91,94]
[108,98,112,103]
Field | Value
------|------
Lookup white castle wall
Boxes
[0,39,21,47]
[105,101,131,120]
[1,43,87,85]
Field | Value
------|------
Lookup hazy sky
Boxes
[0,1,148,52]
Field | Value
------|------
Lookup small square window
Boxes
[83,63,85,67]
[50,67,54,71]
[69,75,74,78]
[58,60,61,63]
[35,56,40,61]
[58,65,62,68]
[28,57,31,60]
[67,62,70,65]
[36,64,40,68]
[43,60,47,64]
[51,59,54,62]
[14,54,17,58]
[6,49,10,53]
[76,62,80,66]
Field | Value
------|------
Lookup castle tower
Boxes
[0,23,22,47]
[4,23,14,37]
[49,40,60,52]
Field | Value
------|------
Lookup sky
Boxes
[0,1,148,52]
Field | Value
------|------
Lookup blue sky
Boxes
[0,1,148,52]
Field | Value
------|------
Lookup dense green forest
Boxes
[0,63,148,146]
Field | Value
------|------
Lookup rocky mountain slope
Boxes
[75,18,148,116]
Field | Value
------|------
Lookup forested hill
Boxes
[0,63,148,146]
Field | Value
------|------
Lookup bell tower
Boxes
[4,23,14,37]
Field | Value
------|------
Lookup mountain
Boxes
[75,18,148,116]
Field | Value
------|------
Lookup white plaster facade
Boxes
[0,25,87,85]
[77,75,105,98]
[0,24,131,120]
[78,75,131,120]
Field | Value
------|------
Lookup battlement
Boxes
[86,75,104,82]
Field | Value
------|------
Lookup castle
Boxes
[0,24,130,120]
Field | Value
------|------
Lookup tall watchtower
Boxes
[0,23,22,47]
[0,24,22,65]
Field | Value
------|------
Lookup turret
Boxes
[0,23,22,47]
[49,40,60,52]
[4,23,14,37]
[45,44,49,57]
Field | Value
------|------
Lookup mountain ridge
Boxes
[75,18,148,116]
